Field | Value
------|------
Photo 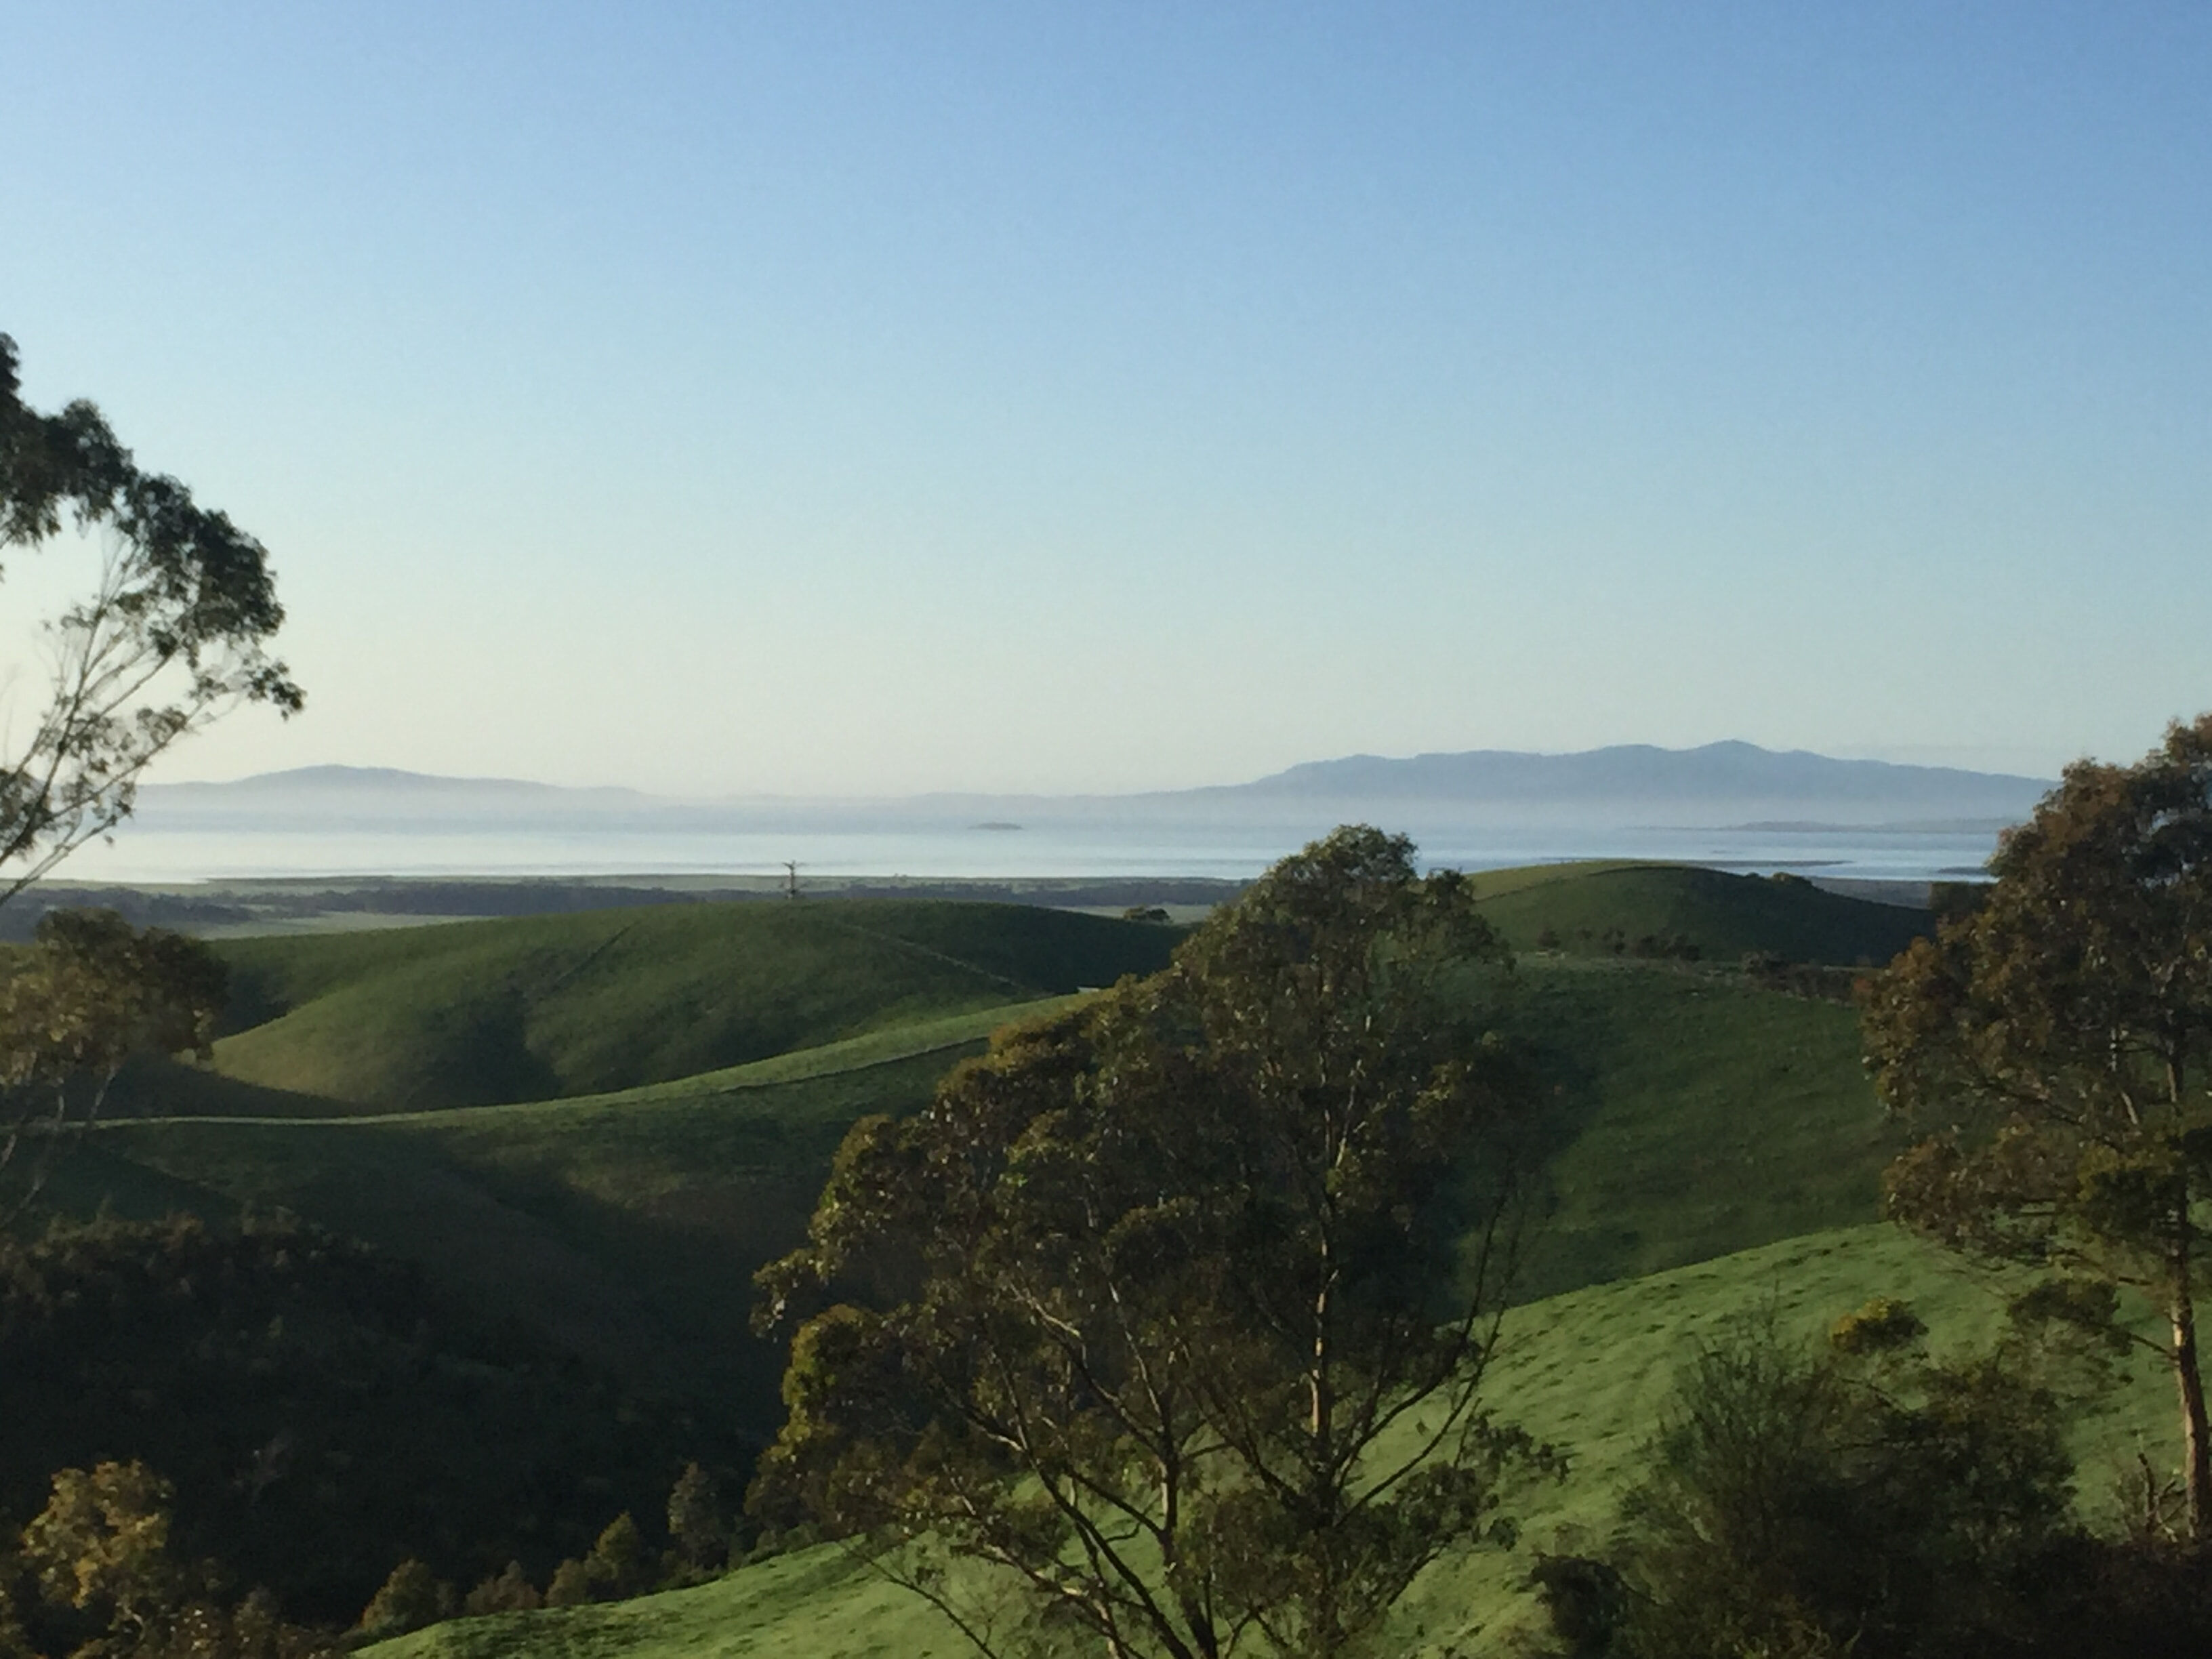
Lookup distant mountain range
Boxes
[134,744,2054,835]
[1204,741,2049,825]
[144,764,648,809]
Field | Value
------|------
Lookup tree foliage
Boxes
[0,333,300,901]
[1556,1305,2080,1659]
[665,1462,727,1575]
[0,909,226,1215]
[352,1561,452,1645]
[754,826,1553,1659]
[21,1462,182,1643]
[580,1515,654,1602]
[6,1460,337,1659]
[540,1561,593,1610]
[1860,715,2212,1537]
[0,1212,741,1624]
[458,1563,540,1618]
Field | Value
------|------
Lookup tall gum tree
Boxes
[0,331,297,1206]
[752,827,1553,1659]
[1862,715,2212,1540]
[0,332,301,903]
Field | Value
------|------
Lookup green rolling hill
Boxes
[91,1002,1061,1422]
[68,867,1925,1443]
[197,899,1180,1113]
[28,865,1973,1637]
[1504,958,1895,1299]
[365,1224,2174,1659]
[1469,861,1930,965]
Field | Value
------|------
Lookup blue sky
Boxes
[3,2,2206,794]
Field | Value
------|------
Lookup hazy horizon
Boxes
[137,735,2060,803]
[46,738,2036,886]
[130,733,2087,798]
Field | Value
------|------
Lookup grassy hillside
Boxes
[367,1223,2176,1659]
[1470,862,1930,966]
[199,900,1178,1113]
[1507,959,1893,1299]
[95,1002,1059,1425]
[85,952,1897,1443]
[33,875,2017,1654]
[129,870,1914,1122]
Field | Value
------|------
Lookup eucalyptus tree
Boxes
[0,909,228,1216]
[0,330,292,1208]
[1863,715,2212,1540]
[755,827,1553,1659]
[0,331,301,904]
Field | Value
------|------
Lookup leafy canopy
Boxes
[754,826,1554,1659]
[1578,1304,2078,1659]
[10,1460,337,1659]
[0,332,300,902]
[0,909,227,1216]
[1861,714,2212,1537]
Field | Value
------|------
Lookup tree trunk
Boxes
[2170,1239,2212,1543]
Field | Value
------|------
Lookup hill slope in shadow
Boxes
[199,899,1179,1113]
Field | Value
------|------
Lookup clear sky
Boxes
[3,1,2206,795]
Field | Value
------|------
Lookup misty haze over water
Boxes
[72,747,2041,886]
[56,819,2002,887]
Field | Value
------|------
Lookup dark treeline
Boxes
[0,886,728,941]
[0,1214,752,1628]
[0,892,262,942]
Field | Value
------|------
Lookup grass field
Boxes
[201,900,1179,1113]
[96,1000,1061,1419]
[64,868,1931,1440]
[1506,958,1892,1298]
[182,867,1919,1122]
[366,1223,2176,1659]
[85,957,1893,1433]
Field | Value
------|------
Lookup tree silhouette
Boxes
[0,332,300,905]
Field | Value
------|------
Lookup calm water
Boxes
[54,819,2001,886]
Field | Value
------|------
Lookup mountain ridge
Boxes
[1229,740,2048,801]
[146,741,2053,813]
[149,764,650,802]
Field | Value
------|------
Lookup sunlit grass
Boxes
[365,1223,2175,1659]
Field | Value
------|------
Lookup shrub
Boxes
[460,1562,539,1617]
[664,1464,725,1578]
[581,1514,653,1601]
[354,1560,453,1643]
[1600,1308,2076,1658]
[541,1559,592,1608]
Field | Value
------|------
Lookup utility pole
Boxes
[783,860,801,900]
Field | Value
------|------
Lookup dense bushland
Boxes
[0,1215,747,1624]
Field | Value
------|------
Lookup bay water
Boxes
[52,818,2000,887]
